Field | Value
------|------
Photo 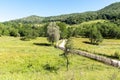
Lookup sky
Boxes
[0,0,120,22]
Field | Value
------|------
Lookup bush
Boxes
[9,28,20,37]
[43,63,59,72]
[113,51,120,59]
[20,28,39,41]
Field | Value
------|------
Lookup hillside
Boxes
[2,2,120,25]
[98,2,120,13]
[97,2,120,25]
[6,15,45,24]
[79,20,107,25]
[0,2,120,40]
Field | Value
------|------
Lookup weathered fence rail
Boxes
[57,46,120,68]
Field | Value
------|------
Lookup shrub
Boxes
[43,63,59,72]
[9,28,20,37]
[113,51,120,59]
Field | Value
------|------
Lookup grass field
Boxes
[72,37,120,58]
[71,19,108,27]
[0,36,120,80]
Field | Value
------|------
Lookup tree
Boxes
[64,38,73,71]
[47,22,60,45]
[65,38,73,51]
[9,28,20,37]
[89,25,103,45]
[57,22,68,39]
[67,27,75,38]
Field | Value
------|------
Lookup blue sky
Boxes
[0,0,120,22]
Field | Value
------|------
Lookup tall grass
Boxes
[0,36,120,80]
[72,37,120,58]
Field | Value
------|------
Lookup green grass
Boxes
[71,19,108,27]
[0,36,120,80]
[72,37,120,57]
[80,20,107,25]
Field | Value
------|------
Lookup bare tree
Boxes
[64,38,73,71]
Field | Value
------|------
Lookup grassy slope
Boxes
[0,36,120,80]
[72,37,120,57]
[80,20,107,25]
[71,19,108,27]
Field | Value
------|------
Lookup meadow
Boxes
[0,36,120,80]
[72,37,120,58]
[71,20,107,27]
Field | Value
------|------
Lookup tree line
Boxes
[1,21,120,39]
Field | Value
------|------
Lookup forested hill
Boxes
[97,2,120,25]
[99,2,120,13]
[0,2,120,40]
[8,15,45,24]
[3,2,120,25]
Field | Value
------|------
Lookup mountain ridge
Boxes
[3,2,120,25]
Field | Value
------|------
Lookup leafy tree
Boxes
[65,38,73,51]
[74,27,86,37]
[37,27,45,37]
[67,27,75,38]
[57,22,68,39]
[9,28,20,37]
[47,22,60,45]
[2,29,10,36]
[89,25,103,45]
[43,23,49,37]
[24,29,39,40]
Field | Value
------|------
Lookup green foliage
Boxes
[2,29,10,36]
[64,38,73,71]
[9,28,20,37]
[8,15,44,24]
[2,20,48,38]
[43,23,49,37]
[43,63,59,72]
[0,2,120,79]
[0,2,120,40]
[67,27,75,38]
[71,20,120,39]
[57,22,68,39]
[113,51,120,59]
[1,2,120,27]
[65,38,74,52]
[21,29,39,41]
[47,22,60,44]
[97,22,120,39]
[89,25,103,45]
[2,2,120,26]
[43,2,120,25]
